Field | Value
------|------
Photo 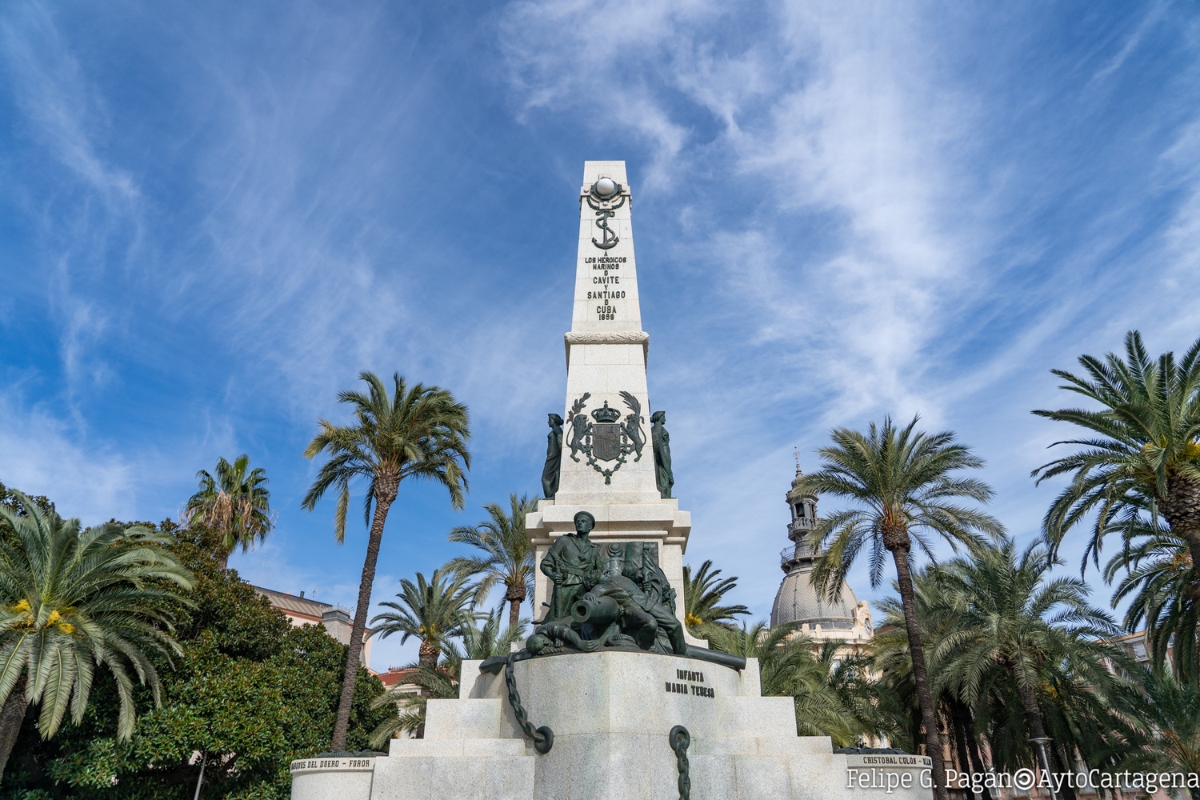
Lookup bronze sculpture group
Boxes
[527,511,687,657]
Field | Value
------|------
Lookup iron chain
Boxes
[669,725,691,800]
[504,653,554,754]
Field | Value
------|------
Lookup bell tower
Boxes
[772,456,873,642]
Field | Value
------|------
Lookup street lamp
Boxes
[1029,736,1057,800]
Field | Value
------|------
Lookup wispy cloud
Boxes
[0,388,137,523]
[498,0,1200,615]
[5,0,1200,632]
[0,3,141,210]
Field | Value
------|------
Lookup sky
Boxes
[2,0,1199,671]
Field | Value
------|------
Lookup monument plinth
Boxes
[290,162,933,800]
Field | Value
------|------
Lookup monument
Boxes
[290,162,932,800]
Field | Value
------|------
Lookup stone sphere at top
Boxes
[594,177,618,197]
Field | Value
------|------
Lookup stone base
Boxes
[291,651,931,800]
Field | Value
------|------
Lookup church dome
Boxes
[771,456,870,636]
[771,557,860,630]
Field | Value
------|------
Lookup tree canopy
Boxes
[2,523,394,800]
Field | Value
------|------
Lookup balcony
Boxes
[788,518,816,537]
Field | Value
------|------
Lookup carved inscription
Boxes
[585,256,628,321]
[291,758,374,772]
[664,668,714,698]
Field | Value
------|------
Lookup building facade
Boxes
[253,585,373,667]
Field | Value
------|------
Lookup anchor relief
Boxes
[586,177,627,250]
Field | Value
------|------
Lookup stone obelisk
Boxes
[526,161,697,642]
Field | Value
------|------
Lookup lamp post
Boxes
[1029,736,1057,800]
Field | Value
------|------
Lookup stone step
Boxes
[692,735,833,756]
[422,698,522,740]
[388,738,529,758]
[715,695,799,739]
[371,754,534,800]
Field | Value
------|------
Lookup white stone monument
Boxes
[526,160,699,646]
[290,162,933,800]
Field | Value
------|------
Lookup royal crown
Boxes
[591,402,621,423]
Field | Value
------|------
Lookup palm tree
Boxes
[450,608,527,664]
[368,610,524,746]
[185,454,273,569]
[1113,668,1200,800]
[370,568,477,668]
[875,564,1128,797]
[447,494,538,628]
[707,621,876,746]
[934,538,1125,785]
[873,584,993,788]
[1106,520,1198,681]
[797,642,883,748]
[798,416,1001,800]
[707,620,814,697]
[682,560,749,636]
[0,494,194,781]
[303,371,470,751]
[873,592,993,791]
[1032,331,1200,581]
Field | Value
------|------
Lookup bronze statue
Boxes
[576,542,686,654]
[651,411,673,499]
[567,412,589,462]
[528,511,687,657]
[541,413,563,499]
[539,511,603,623]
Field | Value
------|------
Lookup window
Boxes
[796,504,806,518]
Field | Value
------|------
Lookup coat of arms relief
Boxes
[565,391,646,484]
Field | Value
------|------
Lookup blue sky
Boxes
[2,1,1199,670]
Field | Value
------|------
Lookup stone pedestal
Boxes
[291,651,932,800]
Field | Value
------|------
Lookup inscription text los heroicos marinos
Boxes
[585,256,627,320]
[665,668,715,698]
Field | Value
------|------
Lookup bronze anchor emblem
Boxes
[586,178,627,251]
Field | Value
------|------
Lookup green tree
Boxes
[1106,521,1198,681]
[934,538,1126,786]
[0,495,194,783]
[3,523,395,799]
[371,568,476,668]
[682,560,748,637]
[1112,668,1200,800]
[0,483,52,519]
[1032,331,1200,582]
[707,621,876,747]
[184,454,273,569]
[794,643,882,748]
[303,371,470,751]
[873,584,992,786]
[447,494,538,628]
[368,611,524,747]
[798,416,1001,800]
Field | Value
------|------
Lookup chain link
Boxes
[669,725,691,800]
[504,653,554,754]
